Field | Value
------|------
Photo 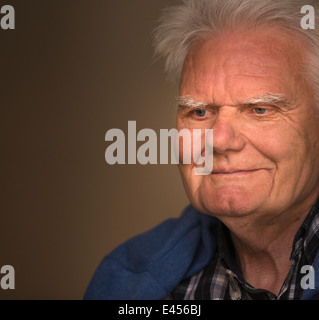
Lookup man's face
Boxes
[177,27,319,220]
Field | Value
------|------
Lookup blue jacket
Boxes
[84,205,319,300]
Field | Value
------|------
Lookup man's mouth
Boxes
[212,169,262,175]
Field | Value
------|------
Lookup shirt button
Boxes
[231,291,242,300]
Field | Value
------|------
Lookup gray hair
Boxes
[153,0,319,103]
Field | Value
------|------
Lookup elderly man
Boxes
[85,0,319,300]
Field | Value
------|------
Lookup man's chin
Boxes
[194,190,264,218]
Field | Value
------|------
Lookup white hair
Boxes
[153,0,319,103]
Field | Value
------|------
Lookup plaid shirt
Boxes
[170,199,319,300]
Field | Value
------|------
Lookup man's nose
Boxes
[212,108,246,154]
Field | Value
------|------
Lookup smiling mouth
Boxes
[212,169,262,175]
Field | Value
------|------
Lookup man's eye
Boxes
[193,109,207,117]
[254,107,268,115]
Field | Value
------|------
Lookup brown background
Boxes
[0,0,189,299]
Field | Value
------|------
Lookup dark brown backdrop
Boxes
[0,0,189,299]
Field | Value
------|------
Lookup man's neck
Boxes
[220,195,318,295]
[230,225,299,295]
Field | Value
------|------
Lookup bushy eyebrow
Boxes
[177,96,209,108]
[177,93,292,109]
[243,94,292,107]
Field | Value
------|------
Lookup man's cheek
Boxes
[250,130,292,161]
